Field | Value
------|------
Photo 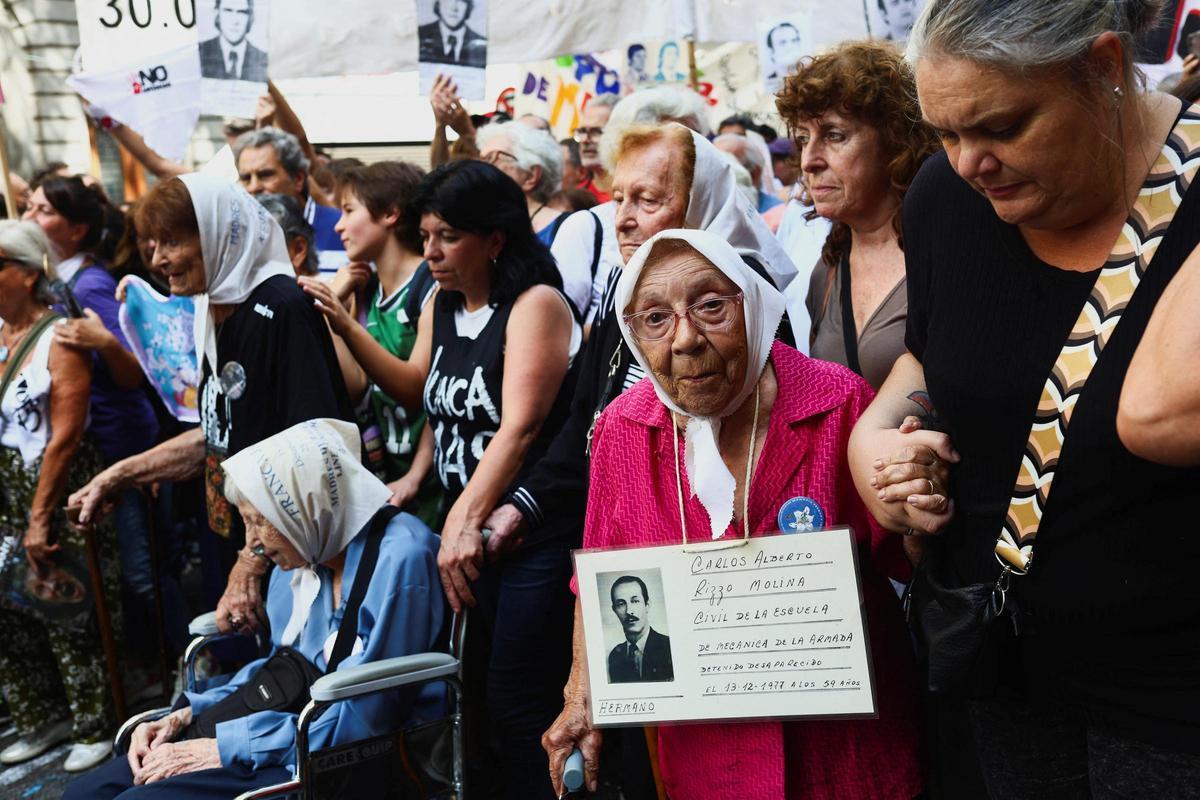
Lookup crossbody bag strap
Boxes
[838,254,863,377]
[326,504,402,672]
[0,313,63,403]
[995,109,1200,573]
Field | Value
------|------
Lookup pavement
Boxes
[0,723,77,800]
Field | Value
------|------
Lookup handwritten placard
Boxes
[574,528,876,727]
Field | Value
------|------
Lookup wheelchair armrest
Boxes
[188,611,221,637]
[113,706,172,754]
[310,653,458,702]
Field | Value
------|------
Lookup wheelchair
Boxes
[113,609,468,799]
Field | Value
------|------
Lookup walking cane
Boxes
[143,488,173,704]
[82,525,126,722]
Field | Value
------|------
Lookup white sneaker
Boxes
[63,739,112,772]
[0,718,72,765]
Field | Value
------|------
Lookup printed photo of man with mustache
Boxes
[606,574,674,683]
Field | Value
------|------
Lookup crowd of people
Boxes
[0,0,1199,797]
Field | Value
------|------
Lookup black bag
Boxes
[308,716,457,799]
[185,505,401,738]
[903,540,1012,698]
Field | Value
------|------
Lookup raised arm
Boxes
[847,353,959,535]
[1118,248,1200,466]
[263,82,335,208]
[437,286,573,611]
[109,124,188,179]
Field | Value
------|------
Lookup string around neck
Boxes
[673,382,761,553]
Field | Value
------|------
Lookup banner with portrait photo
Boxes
[865,0,927,43]
[417,0,489,100]
[197,0,270,117]
[758,13,812,94]
[1135,0,1200,90]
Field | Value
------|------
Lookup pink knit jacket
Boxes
[582,342,922,799]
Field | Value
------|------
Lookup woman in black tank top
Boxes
[306,160,578,799]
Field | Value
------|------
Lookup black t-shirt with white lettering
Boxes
[199,274,353,543]
[904,151,1200,752]
[423,292,573,508]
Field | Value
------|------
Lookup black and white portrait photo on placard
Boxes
[758,13,812,94]
[199,0,268,82]
[868,0,926,42]
[417,0,488,99]
[597,570,674,684]
[197,0,270,116]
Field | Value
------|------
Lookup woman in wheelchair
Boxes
[65,419,445,799]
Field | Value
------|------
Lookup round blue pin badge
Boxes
[778,496,825,533]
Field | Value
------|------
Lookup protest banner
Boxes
[118,276,200,423]
[75,0,200,72]
[197,0,270,117]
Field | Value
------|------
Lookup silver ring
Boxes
[926,479,935,495]
[904,527,916,537]
[230,616,242,627]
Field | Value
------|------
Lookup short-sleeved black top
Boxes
[904,143,1200,751]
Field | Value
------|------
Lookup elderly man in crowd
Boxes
[573,94,619,202]
[233,127,346,275]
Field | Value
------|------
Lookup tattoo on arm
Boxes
[907,391,945,431]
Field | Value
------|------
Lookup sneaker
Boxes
[0,718,72,765]
[63,740,112,772]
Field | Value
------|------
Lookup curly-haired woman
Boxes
[777,41,940,390]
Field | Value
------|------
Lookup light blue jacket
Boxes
[181,512,446,772]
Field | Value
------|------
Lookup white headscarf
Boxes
[616,229,786,540]
[221,419,392,645]
[684,127,798,293]
[179,173,294,374]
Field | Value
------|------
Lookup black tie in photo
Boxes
[228,51,239,79]
[628,642,640,677]
[447,34,458,60]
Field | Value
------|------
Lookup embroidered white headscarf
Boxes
[616,229,786,540]
[178,173,294,374]
[221,419,392,645]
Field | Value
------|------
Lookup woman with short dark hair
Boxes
[303,159,580,799]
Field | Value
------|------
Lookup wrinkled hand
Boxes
[22,520,60,573]
[67,467,122,527]
[54,308,115,352]
[386,475,420,509]
[430,74,472,135]
[329,262,372,304]
[215,552,267,634]
[543,690,603,796]
[871,416,957,535]
[437,519,484,613]
[135,737,219,785]
[299,275,357,338]
[482,503,525,563]
[128,708,191,778]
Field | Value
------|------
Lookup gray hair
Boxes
[0,220,60,305]
[233,127,311,180]
[712,133,764,175]
[600,86,713,170]
[256,194,318,275]
[587,93,621,111]
[907,0,1166,89]
[476,121,564,203]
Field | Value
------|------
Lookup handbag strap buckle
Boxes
[991,565,1013,616]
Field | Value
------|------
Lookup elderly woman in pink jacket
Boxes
[542,228,922,799]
